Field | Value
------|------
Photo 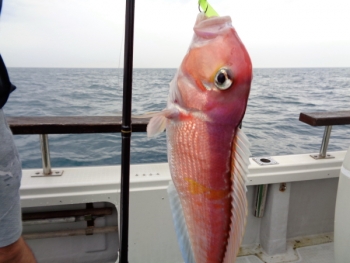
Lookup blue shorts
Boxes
[0,109,22,247]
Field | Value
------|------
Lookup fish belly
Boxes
[167,118,235,263]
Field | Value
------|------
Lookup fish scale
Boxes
[168,118,234,263]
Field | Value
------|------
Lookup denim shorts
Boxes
[0,109,22,247]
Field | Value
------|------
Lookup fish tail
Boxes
[168,182,196,263]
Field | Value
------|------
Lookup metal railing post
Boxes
[254,184,268,218]
[310,125,334,159]
[40,134,52,175]
[319,125,332,158]
[31,134,63,177]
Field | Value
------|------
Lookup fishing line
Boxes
[117,34,124,88]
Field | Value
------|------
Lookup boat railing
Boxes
[7,111,350,219]
[299,110,350,159]
[8,110,350,175]
[252,110,350,218]
[7,116,150,176]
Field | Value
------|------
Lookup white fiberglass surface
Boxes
[237,256,264,263]
[297,243,334,263]
[237,243,334,263]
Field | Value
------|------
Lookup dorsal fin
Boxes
[167,182,195,263]
[223,128,250,263]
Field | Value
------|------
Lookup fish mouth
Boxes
[194,14,232,39]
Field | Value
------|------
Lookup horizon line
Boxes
[7,66,350,69]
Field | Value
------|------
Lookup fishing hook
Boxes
[198,2,209,13]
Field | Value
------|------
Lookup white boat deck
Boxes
[238,242,334,263]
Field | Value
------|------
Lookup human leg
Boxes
[0,109,36,262]
[0,237,36,263]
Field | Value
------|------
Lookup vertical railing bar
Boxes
[319,125,332,158]
[120,0,135,262]
[254,184,268,218]
[39,134,52,175]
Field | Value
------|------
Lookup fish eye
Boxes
[214,68,233,90]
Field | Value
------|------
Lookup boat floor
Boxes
[237,242,334,263]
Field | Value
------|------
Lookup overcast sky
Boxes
[1,0,350,68]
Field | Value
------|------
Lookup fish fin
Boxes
[167,182,195,263]
[146,109,176,137]
[147,114,168,137]
[223,128,250,263]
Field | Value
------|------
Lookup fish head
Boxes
[174,14,252,126]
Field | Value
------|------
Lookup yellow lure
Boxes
[198,0,219,17]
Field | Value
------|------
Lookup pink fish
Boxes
[148,13,252,263]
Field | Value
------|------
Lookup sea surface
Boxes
[4,68,350,169]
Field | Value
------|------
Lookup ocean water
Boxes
[4,68,350,169]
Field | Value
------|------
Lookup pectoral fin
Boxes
[146,108,179,137]
[147,114,168,137]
